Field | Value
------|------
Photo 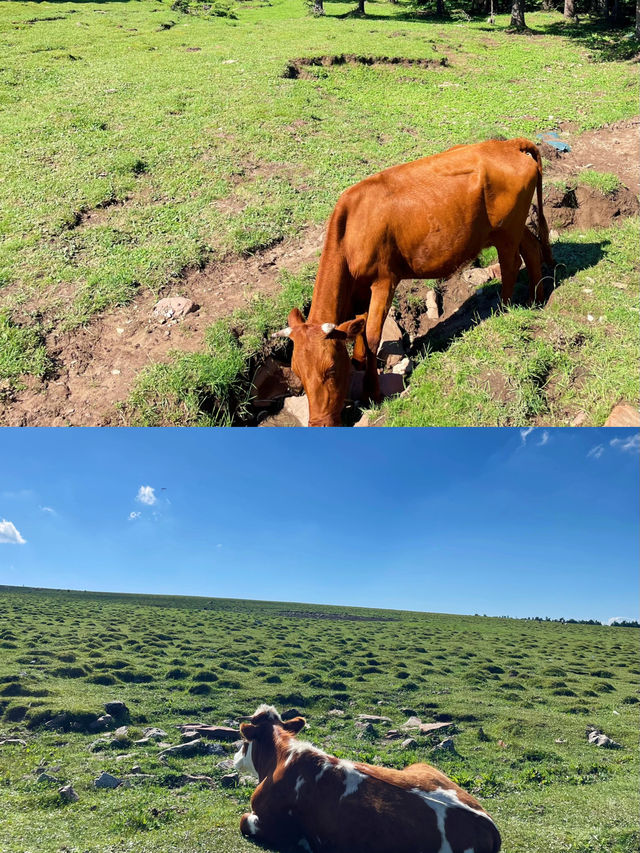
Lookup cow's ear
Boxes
[335,316,366,339]
[287,308,306,328]
[240,722,259,740]
[282,716,306,735]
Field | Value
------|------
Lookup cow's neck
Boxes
[307,250,351,325]
[254,730,292,781]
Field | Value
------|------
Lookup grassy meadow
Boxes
[0,585,638,852]
[0,0,638,424]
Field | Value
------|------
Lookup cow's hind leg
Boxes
[519,226,544,305]
[494,239,521,305]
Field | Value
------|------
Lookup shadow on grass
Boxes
[411,239,609,356]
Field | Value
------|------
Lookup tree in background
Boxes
[509,0,526,28]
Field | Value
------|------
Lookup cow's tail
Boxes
[518,139,554,267]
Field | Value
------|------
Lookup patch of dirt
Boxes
[476,369,517,404]
[543,184,638,230]
[544,118,640,195]
[282,54,449,80]
[1,225,325,426]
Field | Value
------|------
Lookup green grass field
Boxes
[0,1,638,424]
[0,586,638,852]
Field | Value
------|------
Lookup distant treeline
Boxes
[480,614,640,627]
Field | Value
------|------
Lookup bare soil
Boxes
[282,54,450,80]
[1,226,325,426]
[2,119,637,427]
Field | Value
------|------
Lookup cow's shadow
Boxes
[411,239,609,357]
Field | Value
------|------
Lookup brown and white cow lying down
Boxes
[275,138,554,425]
[234,705,501,853]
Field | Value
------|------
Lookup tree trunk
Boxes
[636,0,640,38]
[313,0,324,13]
[509,0,526,28]
[357,0,365,12]
[436,0,446,15]
[564,0,576,18]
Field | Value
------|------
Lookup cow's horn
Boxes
[271,327,292,338]
[321,323,336,334]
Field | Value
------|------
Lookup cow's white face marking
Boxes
[411,787,494,853]
[246,813,260,836]
[295,775,306,798]
[338,760,366,800]
[252,704,282,722]
[234,741,258,777]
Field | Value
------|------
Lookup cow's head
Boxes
[234,705,306,781]
[274,309,366,427]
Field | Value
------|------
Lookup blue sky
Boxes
[0,428,638,623]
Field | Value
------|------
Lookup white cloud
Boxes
[0,519,26,545]
[128,511,141,521]
[520,427,534,444]
[40,506,55,515]
[610,432,640,454]
[587,444,604,459]
[607,616,636,625]
[136,485,157,506]
[537,430,550,447]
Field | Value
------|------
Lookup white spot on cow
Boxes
[234,741,258,777]
[252,704,282,722]
[411,787,495,853]
[315,760,331,783]
[295,775,305,798]
[321,322,336,334]
[246,813,259,836]
[285,739,328,767]
[338,760,366,800]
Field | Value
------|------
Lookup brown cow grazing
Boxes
[275,138,554,426]
[234,705,501,853]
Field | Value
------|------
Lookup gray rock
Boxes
[384,730,404,740]
[142,727,167,740]
[328,709,345,717]
[153,296,197,323]
[0,738,27,747]
[114,726,129,738]
[158,738,208,759]
[58,783,79,802]
[94,771,122,789]
[378,314,405,365]
[104,700,129,721]
[37,772,59,784]
[425,289,439,320]
[391,357,412,376]
[401,738,418,749]
[401,716,423,730]
[221,772,239,788]
[435,737,456,753]
[587,728,622,749]
[89,714,115,733]
[89,739,111,752]
[357,714,392,724]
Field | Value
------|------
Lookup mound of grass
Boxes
[0,312,52,386]
[578,170,622,195]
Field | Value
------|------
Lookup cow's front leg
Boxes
[240,810,302,850]
[364,280,396,403]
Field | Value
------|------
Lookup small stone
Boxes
[587,314,594,322]
[37,772,59,784]
[89,714,115,733]
[357,714,392,724]
[158,738,206,759]
[94,771,122,789]
[435,737,456,752]
[401,738,418,749]
[392,357,412,376]
[604,403,640,427]
[116,327,124,334]
[114,726,129,738]
[571,411,587,427]
[153,297,197,322]
[130,765,142,774]
[142,727,167,740]
[58,783,79,802]
[0,738,27,747]
[401,716,423,730]
[425,289,439,320]
[554,738,566,744]
[104,700,129,721]
[111,369,120,376]
[221,772,239,788]
[378,314,405,364]
[328,709,345,717]
[258,395,309,428]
